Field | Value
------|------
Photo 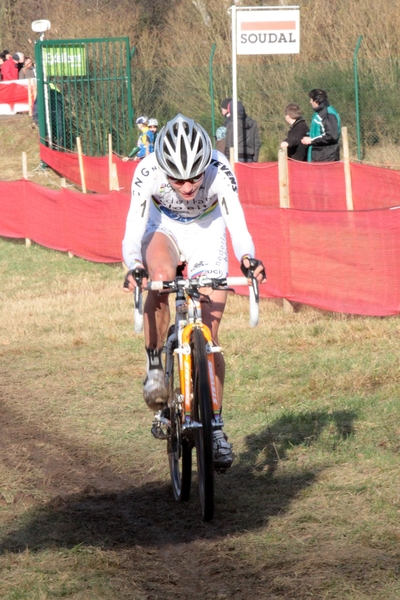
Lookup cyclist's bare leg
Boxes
[202,288,233,470]
[201,289,228,407]
[141,232,179,410]
[142,232,179,349]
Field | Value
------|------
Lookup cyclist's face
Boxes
[168,173,204,201]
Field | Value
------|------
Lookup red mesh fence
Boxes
[3,147,400,315]
[351,163,400,210]
[40,145,400,212]
[40,145,137,195]
[0,180,130,262]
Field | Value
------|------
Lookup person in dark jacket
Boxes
[301,89,341,162]
[280,103,309,161]
[220,98,261,162]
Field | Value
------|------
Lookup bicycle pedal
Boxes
[151,424,169,440]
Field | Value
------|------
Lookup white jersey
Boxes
[122,150,255,270]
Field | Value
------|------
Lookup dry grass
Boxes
[1,237,400,599]
[0,115,63,188]
[0,96,400,599]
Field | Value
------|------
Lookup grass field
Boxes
[1,236,400,599]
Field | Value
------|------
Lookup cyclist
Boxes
[123,113,266,471]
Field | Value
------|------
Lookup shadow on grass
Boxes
[0,408,357,553]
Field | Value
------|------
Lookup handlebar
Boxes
[133,275,259,333]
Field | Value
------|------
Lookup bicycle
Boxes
[133,272,260,521]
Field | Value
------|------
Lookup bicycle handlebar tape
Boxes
[249,284,259,328]
[134,288,144,334]
[133,268,147,335]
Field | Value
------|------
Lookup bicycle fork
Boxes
[178,323,223,430]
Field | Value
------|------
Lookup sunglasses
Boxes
[168,172,204,185]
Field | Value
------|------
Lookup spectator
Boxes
[19,57,35,79]
[1,53,19,81]
[16,52,24,73]
[148,118,158,140]
[220,98,261,163]
[301,89,341,162]
[134,115,155,160]
[280,103,309,161]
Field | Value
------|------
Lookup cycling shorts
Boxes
[143,200,228,278]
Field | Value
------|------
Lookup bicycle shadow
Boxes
[215,408,357,525]
[0,408,357,553]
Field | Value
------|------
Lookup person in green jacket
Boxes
[301,89,341,162]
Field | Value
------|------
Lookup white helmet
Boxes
[155,114,212,179]
[148,118,158,126]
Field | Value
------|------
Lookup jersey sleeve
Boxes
[122,157,154,268]
[311,110,339,146]
[212,151,255,262]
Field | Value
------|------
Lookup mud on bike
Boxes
[133,271,260,522]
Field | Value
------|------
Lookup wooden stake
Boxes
[342,126,354,211]
[110,163,119,191]
[60,178,73,257]
[22,152,28,179]
[76,136,86,194]
[283,298,294,313]
[278,147,295,312]
[278,148,290,208]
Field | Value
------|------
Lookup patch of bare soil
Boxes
[1,387,398,599]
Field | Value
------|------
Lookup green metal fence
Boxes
[35,37,134,156]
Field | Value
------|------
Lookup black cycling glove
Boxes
[240,257,266,280]
[123,265,149,289]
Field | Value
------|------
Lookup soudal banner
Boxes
[237,8,300,55]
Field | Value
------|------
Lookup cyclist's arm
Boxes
[212,153,255,262]
[122,157,154,269]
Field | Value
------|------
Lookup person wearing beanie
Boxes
[220,98,261,163]
[220,97,232,112]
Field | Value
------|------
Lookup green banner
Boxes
[42,46,86,76]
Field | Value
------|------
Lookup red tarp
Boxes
[0,82,28,107]
[2,177,400,315]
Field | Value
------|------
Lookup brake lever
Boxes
[250,274,260,303]
[133,268,147,308]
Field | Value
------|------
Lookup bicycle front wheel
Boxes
[167,331,192,502]
[191,327,214,522]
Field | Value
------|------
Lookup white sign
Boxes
[237,8,300,55]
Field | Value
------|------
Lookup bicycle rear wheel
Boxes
[167,331,192,501]
[191,327,214,522]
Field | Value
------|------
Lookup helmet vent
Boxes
[154,114,212,179]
